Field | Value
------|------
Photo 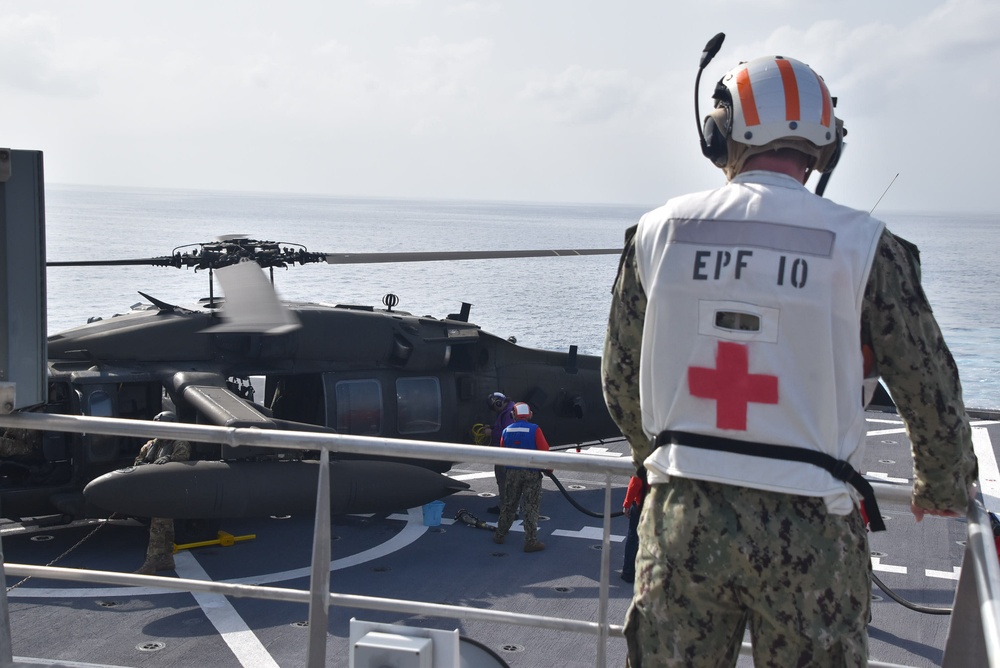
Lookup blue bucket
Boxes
[422,500,445,527]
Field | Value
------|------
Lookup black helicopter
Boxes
[0,237,623,522]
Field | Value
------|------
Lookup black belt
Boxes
[654,430,885,532]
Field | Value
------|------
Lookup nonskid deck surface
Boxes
[3,413,998,667]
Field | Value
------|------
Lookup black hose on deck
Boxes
[544,470,624,519]
[871,571,952,615]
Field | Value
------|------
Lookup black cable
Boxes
[871,571,952,615]
[544,470,624,519]
[549,463,951,614]
[459,635,512,667]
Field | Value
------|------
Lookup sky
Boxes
[2,0,998,214]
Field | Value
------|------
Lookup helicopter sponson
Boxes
[83,459,469,519]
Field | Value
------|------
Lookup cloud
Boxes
[0,12,104,97]
[445,1,501,14]
[395,35,494,99]
[742,0,1000,109]
[520,65,643,124]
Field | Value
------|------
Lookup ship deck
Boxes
[2,409,999,667]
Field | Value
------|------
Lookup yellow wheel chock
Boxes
[174,530,256,552]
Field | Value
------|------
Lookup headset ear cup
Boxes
[818,118,846,173]
[702,106,730,168]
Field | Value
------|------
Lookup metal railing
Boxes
[0,412,997,668]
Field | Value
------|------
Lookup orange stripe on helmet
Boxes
[775,58,800,121]
[735,66,760,127]
[815,72,832,127]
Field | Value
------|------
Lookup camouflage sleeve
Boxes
[136,439,154,465]
[863,230,977,512]
[602,226,649,470]
[171,439,192,463]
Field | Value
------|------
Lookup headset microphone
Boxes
[695,33,726,160]
[700,32,726,69]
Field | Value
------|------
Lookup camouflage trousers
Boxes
[495,468,542,544]
[625,478,871,668]
[495,464,508,506]
[146,517,176,560]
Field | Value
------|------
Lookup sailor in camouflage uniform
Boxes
[134,411,191,575]
[493,402,550,553]
[603,54,977,668]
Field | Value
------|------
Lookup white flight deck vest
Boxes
[637,171,885,515]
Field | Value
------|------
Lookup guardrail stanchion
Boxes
[305,447,332,668]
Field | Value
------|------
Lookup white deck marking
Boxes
[576,447,624,457]
[551,526,625,542]
[866,471,910,484]
[871,556,907,574]
[7,507,429,597]
[866,428,907,436]
[451,471,495,481]
[174,551,280,668]
[387,512,456,525]
[926,567,961,581]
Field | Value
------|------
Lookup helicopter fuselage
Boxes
[3,298,620,520]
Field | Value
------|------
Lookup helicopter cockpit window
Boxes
[87,391,114,417]
[334,380,382,436]
[396,377,441,435]
[84,390,120,462]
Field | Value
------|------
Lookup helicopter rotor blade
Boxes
[203,260,302,335]
[48,244,623,269]
[321,248,621,264]
[47,257,179,267]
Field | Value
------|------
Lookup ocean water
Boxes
[42,186,999,410]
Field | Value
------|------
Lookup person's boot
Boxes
[134,554,175,575]
[492,531,505,544]
[523,540,545,553]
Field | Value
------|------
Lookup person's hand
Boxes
[911,502,961,522]
[623,504,632,518]
[153,456,171,465]
[911,484,975,522]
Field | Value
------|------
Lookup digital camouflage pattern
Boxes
[494,468,543,544]
[146,517,176,563]
[861,232,977,511]
[626,479,870,668]
[136,437,191,466]
[0,428,42,460]
[602,225,649,470]
[135,438,191,570]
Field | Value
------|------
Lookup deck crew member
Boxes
[620,470,648,584]
[134,411,191,575]
[602,52,977,667]
[493,402,549,553]
[483,391,516,514]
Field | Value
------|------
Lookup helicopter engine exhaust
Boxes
[83,459,469,519]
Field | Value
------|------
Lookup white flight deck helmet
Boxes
[702,55,845,181]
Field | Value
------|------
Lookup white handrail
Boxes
[0,412,997,668]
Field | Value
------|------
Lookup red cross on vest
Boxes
[687,341,779,430]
